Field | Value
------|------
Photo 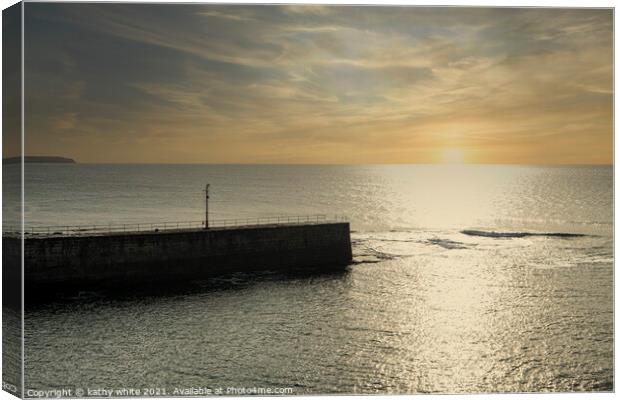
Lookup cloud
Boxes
[51,113,78,130]
[282,5,333,15]
[23,5,612,164]
[196,10,256,21]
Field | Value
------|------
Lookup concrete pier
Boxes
[5,222,352,290]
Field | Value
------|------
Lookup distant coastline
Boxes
[2,156,76,164]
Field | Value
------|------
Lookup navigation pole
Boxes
[204,184,210,229]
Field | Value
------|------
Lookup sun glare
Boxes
[441,148,466,164]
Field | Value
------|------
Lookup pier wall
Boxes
[13,223,352,288]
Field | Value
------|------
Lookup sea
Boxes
[3,164,614,393]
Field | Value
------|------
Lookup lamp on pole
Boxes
[204,184,210,229]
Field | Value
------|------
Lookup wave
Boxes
[426,238,469,249]
[461,230,588,238]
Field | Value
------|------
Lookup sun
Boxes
[441,148,465,164]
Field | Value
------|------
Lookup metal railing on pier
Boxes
[4,214,348,237]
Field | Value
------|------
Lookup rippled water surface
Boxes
[12,164,613,393]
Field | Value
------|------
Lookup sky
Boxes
[17,4,613,164]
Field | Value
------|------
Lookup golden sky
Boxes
[19,5,613,164]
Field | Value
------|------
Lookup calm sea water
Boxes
[7,164,614,393]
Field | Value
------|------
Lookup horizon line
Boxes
[2,159,614,167]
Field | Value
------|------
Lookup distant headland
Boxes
[2,156,76,164]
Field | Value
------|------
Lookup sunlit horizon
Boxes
[9,158,613,166]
